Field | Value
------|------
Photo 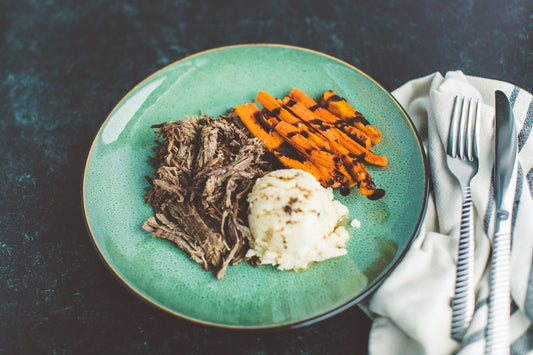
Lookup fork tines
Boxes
[448,96,479,161]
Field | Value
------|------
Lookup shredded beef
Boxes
[142,110,272,280]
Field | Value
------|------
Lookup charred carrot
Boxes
[287,88,322,112]
[338,135,388,166]
[262,109,281,127]
[319,90,382,145]
[260,109,337,177]
[280,98,387,166]
[325,140,359,187]
[284,91,385,195]
[259,103,347,188]
[234,103,276,144]
[276,153,327,186]
[329,141,382,198]
[288,88,372,149]
[261,93,386,189]
[339,124,373,149]
[273,120,320,150]
[256,91,331,152]
[272,120,346,187]
[325,137,382,198]
[346,161,385,200]
[234,103,326,184]
[238,90,386,198]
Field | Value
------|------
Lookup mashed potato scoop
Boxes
[246,169,350,271]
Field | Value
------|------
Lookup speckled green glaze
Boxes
[83,44,428,329]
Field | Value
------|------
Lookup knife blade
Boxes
[485,90,518,355]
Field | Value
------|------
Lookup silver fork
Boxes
[446,96,480,340]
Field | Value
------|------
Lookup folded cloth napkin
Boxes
[362,71,533,355]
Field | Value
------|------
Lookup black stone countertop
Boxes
[2,1,532,354]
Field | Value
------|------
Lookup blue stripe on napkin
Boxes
[511,163,523,245]
[511,324,533,355]
[528,168,533,199]
[518,98,533,152]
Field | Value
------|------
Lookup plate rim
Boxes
[82,43,430,330]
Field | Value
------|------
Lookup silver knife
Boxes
[485,91,518,355]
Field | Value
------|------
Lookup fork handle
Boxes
[451,185,475,340]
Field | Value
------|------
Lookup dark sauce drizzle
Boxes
[340,185,350,196]
[327,94,344,102]
[367,188,386,200]
[309,104,320,112]
[273,142,306,163]
[253,110,273,134]
[287,131,298,138]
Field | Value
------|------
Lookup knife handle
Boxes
[486,215,511,355]
[451,185,475,340]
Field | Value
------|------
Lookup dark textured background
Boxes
[1,0,532,354]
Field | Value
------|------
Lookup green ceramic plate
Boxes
[83,44,428,329]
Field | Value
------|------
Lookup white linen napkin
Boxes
[362,71,533,355]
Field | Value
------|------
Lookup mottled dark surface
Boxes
[1,0,532,354]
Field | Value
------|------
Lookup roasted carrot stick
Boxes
[319,90,382,145]
[325,137,382,198]
[346,161,384,199]
[234,103,276,144]
[287,88,322,113]
[280,98,387,166]
[327,138,383,198]
[271,120,347,188]
[260,92,386,190]
[272,120,320,149]
[256,91,331,152]
[234,103,326,184]
[283,91,384,196]
[338,124,373,149]
[338,135,388,166]
[287,88,372,149]
[258,104,347,188]
[260,108,345,187]
[276,152,327,187]
[261,109,281,127]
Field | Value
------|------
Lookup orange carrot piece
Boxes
[256,91,331,152]
[234,103,326,184]
[277,155,326,186]
[339,125,373,149]
[287,88,320,110]
[273,121,329,165]
[280,98,387,166]
[272,120,345,187]
[338,135,388,166]
[346,161,385,200]
[319,90,382,145]
[288,88,340,125]
[288,88,372,149]
[325,137,381,199]
[260,109,343,186]
[248,90,385,195]
[235,103,277,145]
[328,139,382,198]
[280,97,348,148]
[286,88,385,198]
